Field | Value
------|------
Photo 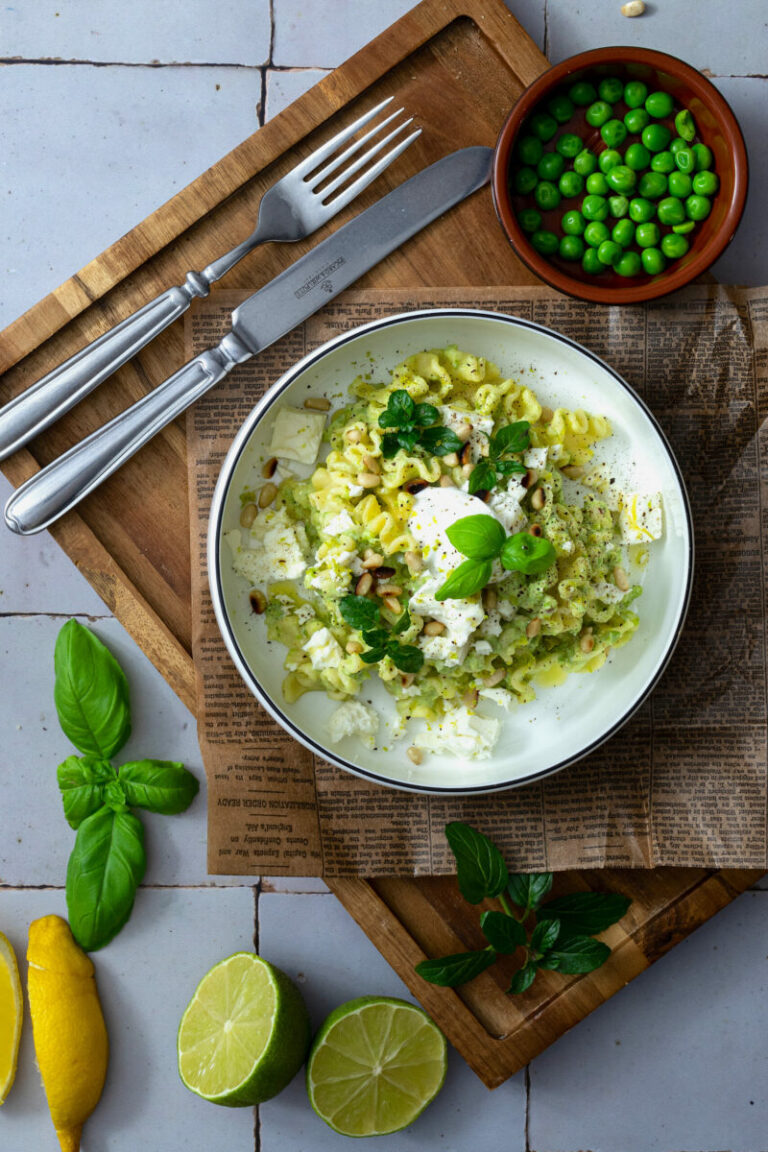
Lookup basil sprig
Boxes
[340,595,424,674]
[378,390,463,459]
[415,822,630,994]
[468,420,530,495]
[435,515,556,601]
[54,621,199,951]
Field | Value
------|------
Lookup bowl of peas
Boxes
[492,47,748,303]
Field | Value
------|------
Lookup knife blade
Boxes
[5,146,493,535]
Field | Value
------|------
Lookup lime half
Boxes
[307,996,447,1137]
[177,952,310,1106]
[0,931,23,1105]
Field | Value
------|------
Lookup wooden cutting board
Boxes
[0,0,761,1088]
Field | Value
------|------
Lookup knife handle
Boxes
[4,330,252,536]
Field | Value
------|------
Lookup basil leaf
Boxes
[390,609,411,636]
[543,936,611,975]
[361,647,386,664]
[413,402,440,428]
[496,459,527,476]
[340,595,381,631]
[500,533,556,576]
[491,421,530,457]
[530,918,561,954]
[381,432,402,458]
[447,515,505,561]
[390,644,424,674]
[396,430,419,452]
[479,910,527,953]
[419,425,465,456]
[54,620,131,759]
[415,948,497,988]
[379,389,414,428]
[445,822,509,904]
[507,872,554,913]
[435,558,492,602]
[57,755,116,830]
[508,962,538,995]
[66,806,146,951]
[468,459,498,495]
[103,779,128,811]
[540,892,632,938]
[362,628,388,647]
[118,760,199,815]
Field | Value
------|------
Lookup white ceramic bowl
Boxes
[208,309,693,795]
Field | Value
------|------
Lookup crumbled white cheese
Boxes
[593,580,628,604]
[619,492,663,543]
[414,706,501,760]
[473,640,493,655]
[269,406,326,465]
[478,608,503,637]
[487,478,528,535]
[478,687,515,710]
[523,446,549,471]
[226,507,308,586]
[410,576,485,665]
[497,599,516,620]
[324,510,357,536]
[302,627,345,671]
[327,700,379,746]
[439,405,494,461]
[294,604,315,625]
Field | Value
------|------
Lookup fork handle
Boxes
[4,330,252,535]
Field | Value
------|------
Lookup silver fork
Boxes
[0,97,419,461]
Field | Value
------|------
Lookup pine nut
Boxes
[621,0,645,15]
[443,452,459,467]
[462,463,474,479]
[522,468,538,489]
[372,566,396,580]
[404,479,429,495]
[363,454,380,474]
[377,583,403,597]
[355,572,373,596]
[359,472,380,488]
[462,688,479,709]
[526,618,541,638]
[346,640,364,655]
[580,631,595,654]
[404,551,423,574]
[540,405,554,423]
[458,441,473,467]
[562,465,584,480]
[614,565,630,592]
[258,482,278,508]
[361,553,384,569]
[483,668,506,688]
[249,589,267,614]
[239,502,258,528]
[262,457,278,479]
[304,396,330,411]
[531,487,546,511]
[440,474,455,487]
[407,746,423,765]
[400,673,415,689]
[484,587,498,611]
[456,422,472,441]
[530,524,543,537]
[423,620,446,636]
[383,595,401,614]
[345,428,362,443]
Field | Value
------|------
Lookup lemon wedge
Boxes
[0,931,23,1105]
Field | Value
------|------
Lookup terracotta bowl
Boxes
[492,47,749,304]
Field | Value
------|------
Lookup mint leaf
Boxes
[381,432,401,458]
[530,918,560,954]
[340,595,381,631]
[390,609,411,636]
[396,430,419,452]
[361,647,386,664]
[416,948,497,987]
[419,426,465,456]
[57,755,115,830]
[508,962,538,994]
[507,872,554,913]
[54,620,131,760]
[496,459,527,476]
[491,421,530,457]
[447,515,505,561]
[413,402,440,427]
[435,558,492,602]
[118,760,199,815]
[390,644,424,674]
[542,936,611,975]
[379,389,415,428]
[540,892,631,938]
[480,910,527,953]
[468,459,498,494]
[362,627,388,647]
[445,822,509,904]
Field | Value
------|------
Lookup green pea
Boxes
[601,119,628,148]
[568,81,598,106]
[638,170,668,199]
[534,181,561,211]
[635,222,661,248]
[685,194,712,221]
[573,149,598,175]
[597,239,623,266]
[668,171,693,198]
[586,172,609,195]
[628,197,656,224]
[616,250,643,277]
[641,247,667,275]
[608,194,630,218]
[656,196,686,225]
[530,113,558,142]
[650,150,676,174]
[582,246,605,275]
[555,132,583,158]
[537,152,565,181]
[645,91,674,119]
[518,208,542,233]
[624,142,651,171]
[598,148,622,174]
[624,107,650,134]
[514,167,539,195]
[641,123,673,153]
[623,80,648,109]
[692,142,714,170]
[672,220,696,234]
[612,218,636,247]
[674,147,696,173]
[606,165,637,194]
[692,170,719,196]
[548,94,575,124]
[581,194,609,222]
[661,232,689,259]
[559,234,584,261]
[516,135,543,166]
[584,221,610,247]
[674,109,696,142]
[670,137,687,155]
[531,229,560,256]
[598,76,625,104]
[586,100,612,127]
[561,209,586,235]
[559,170,584,198]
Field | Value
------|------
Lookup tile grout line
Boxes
[524,1063,532,1151]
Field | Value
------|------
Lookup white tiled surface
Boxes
[1,3,767,1151]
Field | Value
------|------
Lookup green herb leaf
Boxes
[530,918,561,954]
[379,389,415,428]
[490,421,530,457]
[541,936,611,975]
[381,432,402,458]
[361,647,386,664]
[480,910,527,953]
[435,558,492,602]
[540,892,632,938]
[447,515,506,561]
[468,459,498,494]
[390,644,424,674]
[413,402,440,427]
[507,962,538,995]
[118,760,199,815]
[419,426,465,456]
[496,459,528,476]
[506,872,554,913]
[390,609,411,636]
[445,822,509,904]
[103,779,128,811]
[362,627,388,647]
[66,806,146,951]
[500,532,556,576]
[415,948,497,987]
[54,620,132,760]
[340,595,381,631]
[396,430,419,452]
[57,755,116,830]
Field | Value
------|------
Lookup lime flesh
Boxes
[307,996,447,1136]
[177,952,310,1107]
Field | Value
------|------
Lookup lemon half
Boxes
[0,931,22,1105]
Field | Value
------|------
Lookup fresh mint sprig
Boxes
[415,822,631,994]
[340,594,424,674]
[435,516,556,601]
[469,420,531,495]
[378,390,464,460]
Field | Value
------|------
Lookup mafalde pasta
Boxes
[226,346,663,762]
